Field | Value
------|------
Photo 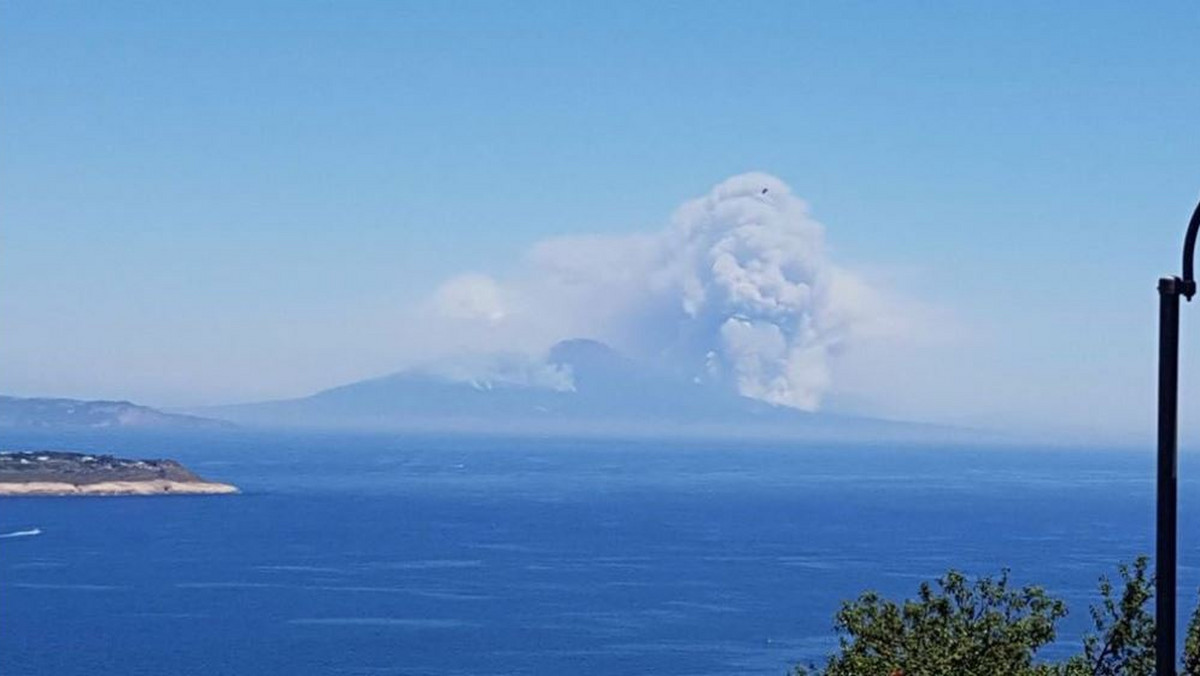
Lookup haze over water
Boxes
[0,432,1187,675]
[6,4,1200,674]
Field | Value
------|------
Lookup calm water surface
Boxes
[0,431,1190,675]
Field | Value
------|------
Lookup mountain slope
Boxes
[0,396,232,430]
[206,339,955,441]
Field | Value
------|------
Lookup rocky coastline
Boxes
[0,451,238,497]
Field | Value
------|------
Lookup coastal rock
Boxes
[0,451,238,497]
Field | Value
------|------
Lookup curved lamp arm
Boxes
[1181,200,1200,300]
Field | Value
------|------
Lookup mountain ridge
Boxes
[202,339,967,442]
[0,396,233,431]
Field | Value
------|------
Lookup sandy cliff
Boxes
[0,479,239,496]
[0,451,239,497]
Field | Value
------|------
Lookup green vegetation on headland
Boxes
[795,557,1200,675]
[0,451,238,496]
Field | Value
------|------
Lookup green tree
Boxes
[797,556,1200,676]
[795,570,1066,676]
[1182,593,1200,676]
[1068,556,1155,676]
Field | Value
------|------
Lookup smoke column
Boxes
[429,172,870,411]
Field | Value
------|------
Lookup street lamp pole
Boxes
[1156,201,1200,676]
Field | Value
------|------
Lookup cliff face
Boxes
[0,451,238,496]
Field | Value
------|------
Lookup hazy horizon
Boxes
[4,3,1200,442]
[4,8,1200,675]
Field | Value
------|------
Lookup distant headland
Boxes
[0,451,238,497]
[0,395,233,430]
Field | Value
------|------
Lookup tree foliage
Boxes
[1063,556,1156,676]
[797,556,1200,676]
[794,569,1065,676]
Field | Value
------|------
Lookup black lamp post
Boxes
[1156,200,1200,676]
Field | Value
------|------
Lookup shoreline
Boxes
[0,480,239,497]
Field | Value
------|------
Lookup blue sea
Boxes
[1,431,1195,675]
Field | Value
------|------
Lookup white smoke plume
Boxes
[420,172,899,411]
[415,351,576,393]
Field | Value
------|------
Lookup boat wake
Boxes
[0,528,42,539]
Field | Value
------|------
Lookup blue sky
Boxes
[3,2,1200,440]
